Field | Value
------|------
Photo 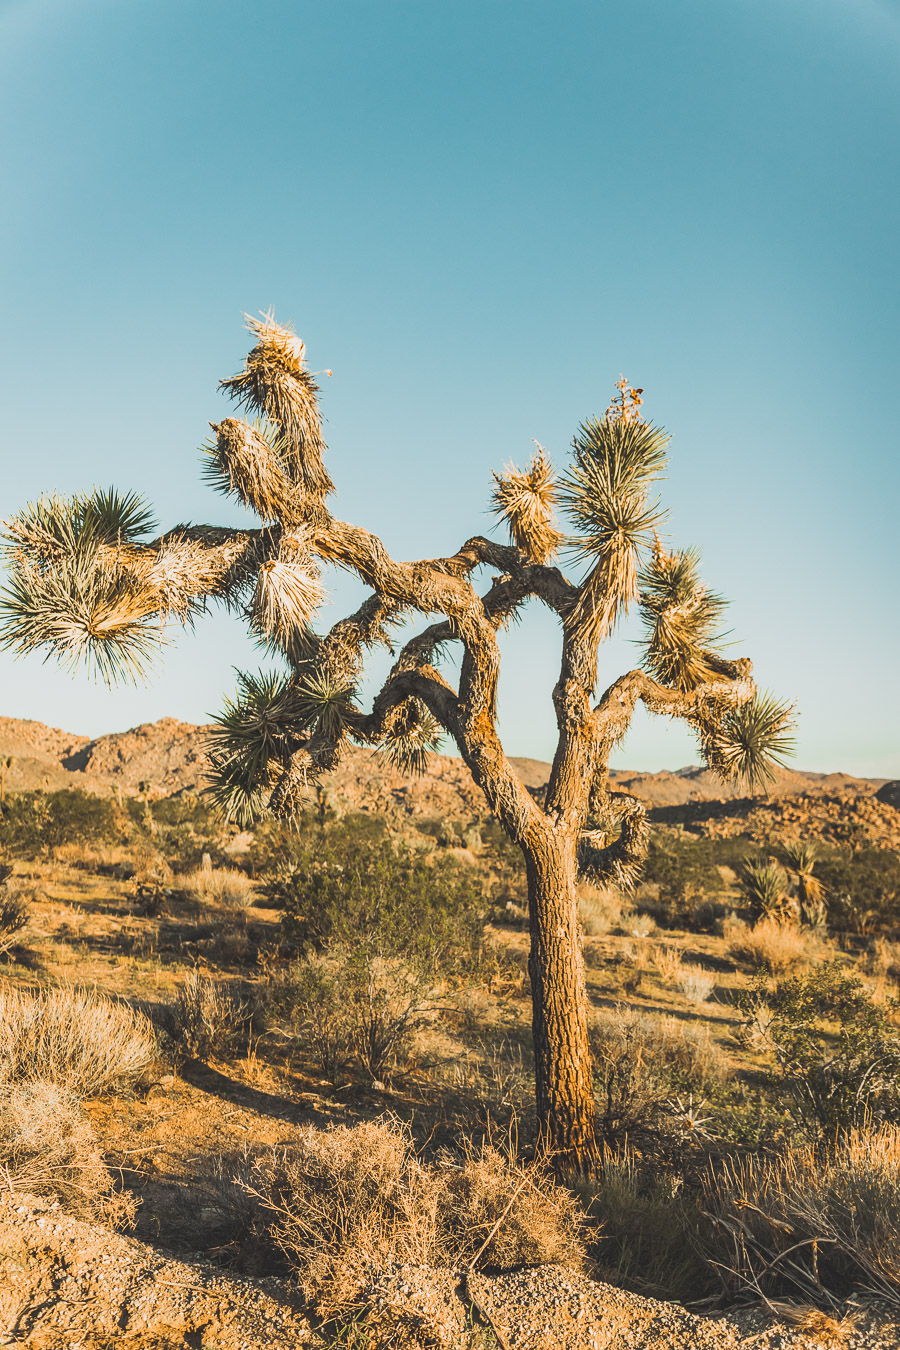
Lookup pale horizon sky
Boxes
[1,0,898,777]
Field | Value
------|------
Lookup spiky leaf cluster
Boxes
[377,699,444,776]
[0,489,164,683]
[738,857,789,918]
[638,538,727,690]
[219,312,334,500]
[490,445,563,564]
[560,417,668,641]
[3,488,156,564]
[701,691,796,793]
[782,839,824,909]
[250,558,324,644]
[201,417,302,523]
[204,669,303,824]
[295,669,358,743]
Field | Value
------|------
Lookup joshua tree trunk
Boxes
[525,831,597,1165]
[0,316,795,1169]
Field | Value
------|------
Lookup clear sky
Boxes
[1,0,898,775]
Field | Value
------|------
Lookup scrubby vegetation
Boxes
[244,1117,585,1316]
[0,783,898,1325]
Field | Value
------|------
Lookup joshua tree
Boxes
[0,314,793,1167]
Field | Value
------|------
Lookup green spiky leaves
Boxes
[560,416,668,642]
[377,699,444,776]
[204,668,303,824]
[638,538,728,690]
[0,489,163,684]
[738,856,790,919]
[3,488,157,564]
[701,691,796,793]
[204,664,358,822]
[295,669,358,743]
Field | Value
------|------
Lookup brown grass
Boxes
[0,1079,134,1225]
[170,972,252,1061]
[0,984,157,1098]
[247,1117,585,1314]
[699,1124,900,1305]
[724,915,809,973]
[180,866,255,910]
[577,886,622,937]
[651,943,684,983]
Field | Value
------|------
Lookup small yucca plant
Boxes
[739,857,794,922]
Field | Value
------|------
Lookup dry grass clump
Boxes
[170,972,253,1062]
[0,1079,134,1225]
[678,968,716,1005]
[577,885,622,937]
[651,944,684,983]
[0,985,157,1097]
[180,865,255,910]
[865,937,900,982]
[699,1124,900,1305]
[578,1150,707,1301]
[769,1303,858,1345]
[724,915,809,973]
[592,1007,725,1097]
[248,1117,585,1315]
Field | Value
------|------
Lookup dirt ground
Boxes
[2,845,900,1346]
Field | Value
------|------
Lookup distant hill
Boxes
[0,715,896,848]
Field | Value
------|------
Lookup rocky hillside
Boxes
[0,715,896,847]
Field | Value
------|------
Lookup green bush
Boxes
[0,789,119,856]
[248,813,387,878]
[639,834,733,932]
[740,962,900,1140]
[265,835,486,976]
[279,949,439,1085]
[816,846,900,934]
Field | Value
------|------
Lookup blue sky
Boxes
[1,0,898,775]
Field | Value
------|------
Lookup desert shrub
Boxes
[577,1152,709,1301]
[438,1137,585,1270]
[739,962,900,1139]
[589,1009,725,1154]
[678,968,715,1005]
[446,1033,534,1126]
[815,846,900,935]
[269,837,486,976]
[246,1117,584,1314]
[0,788,120,857]
[651,944,684,983]
[169,973,253,1061]
[248,813,387,877]
[0,880,29,954]
[0,985,157,1097]
[639,833,731,933]
[725,915,809,973]
[698,1125,900,1305]
[274,949,440,1084]
[0,1079,133,1225]
[180,865,255,910]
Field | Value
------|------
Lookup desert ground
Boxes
[0,715,898,1348]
